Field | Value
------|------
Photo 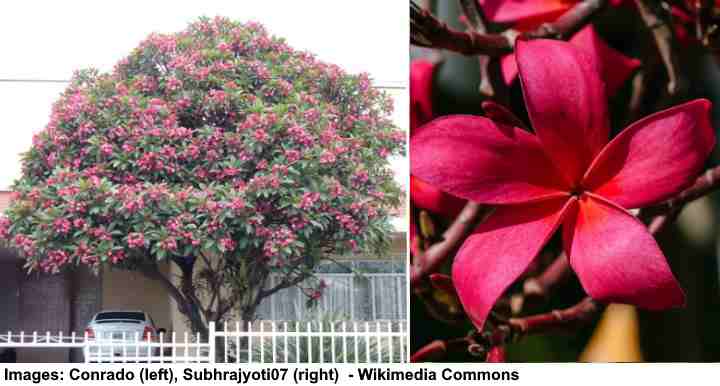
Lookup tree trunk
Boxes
[175,257,208,338]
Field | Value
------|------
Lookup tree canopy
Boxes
[0,16,404,330]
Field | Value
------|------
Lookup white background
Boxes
[0,0,409,206]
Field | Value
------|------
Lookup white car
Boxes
[83,310,164,362]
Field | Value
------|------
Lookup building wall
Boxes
[0,260,20,331]
[69,267,103,332]
[16,272,71,362]
[101,264,172,332]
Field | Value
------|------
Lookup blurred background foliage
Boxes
[410,0,720,362]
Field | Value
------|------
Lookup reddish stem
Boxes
[411,202,485,285]
[523,253,571,300]
[411,340,448,362]
[509,297,601,335]
[411,0,608,57]
[634,0,685,95]
[649,165,720,215]
[411,336,477,362]
[429,273,457,295]
[486,346,507,362]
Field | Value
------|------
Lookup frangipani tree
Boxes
[1,17,404,335]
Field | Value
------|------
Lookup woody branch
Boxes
[411,0,608,57]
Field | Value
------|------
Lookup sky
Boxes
[0,0,408,209]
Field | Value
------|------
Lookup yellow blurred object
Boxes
[579,303,643,362]
[419,210,436,239]
[431,287,462,315]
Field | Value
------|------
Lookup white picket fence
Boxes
[0,320,408,363]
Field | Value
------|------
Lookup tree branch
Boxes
[694,0,720,48]
[137,262,210,332]
[411,1,513,56]
[258,272,310,298]
[627,70,647,123]
[647,165,720,216]
[411,202,486,285]
[634,0,685,95]
[508,297,602,335]
[457,0,507,99]
[458,0,486,32]
[411,0,608,57]
[412,298,602,361]
[522,253,571,301]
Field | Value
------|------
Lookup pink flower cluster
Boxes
[220,238,236,252]
[89,227,112,241]
[287,125,314,147]
[159,237,178,252]
[100,143,114,157]
[123,196,145,213]
[127,232,146,248]
[284,149,301,163]
[254,129,269,143]
[53,218,71,235]
[110,250,125,264]
[334,211,360,234]
[40,250,70,273]
[72,218,86,229]
[262,227,297,259]
[230,197,246,212]
[299,192,320,210]
[352,169,369,186]
[319,151,337,164]
[13,234,36,256]
[0,217,10,239]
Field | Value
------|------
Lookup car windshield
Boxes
[95,312,145,321]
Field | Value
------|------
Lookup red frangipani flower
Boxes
[478,0,626,27]
[411,39,715,331]
[476,1,639,95]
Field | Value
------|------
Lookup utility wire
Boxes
[0,78,407,89]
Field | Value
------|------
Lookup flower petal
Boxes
[500,53,519,87]
[564,194,685,309]
[516,38,610,185]
[410,60,436,132]
[411,115,570,204]
[453,198,575,330]
[478,0,571,24]
[582,99,715,209]
[411,175,466,218]
[570,26,640,97]
[501,27,640,97]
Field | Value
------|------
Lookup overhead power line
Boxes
[0,78,407,89]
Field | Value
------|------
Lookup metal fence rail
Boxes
[216,320,408,363]
[0,320,408,364]
[0,332,87,347]
[84,331,211,363]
